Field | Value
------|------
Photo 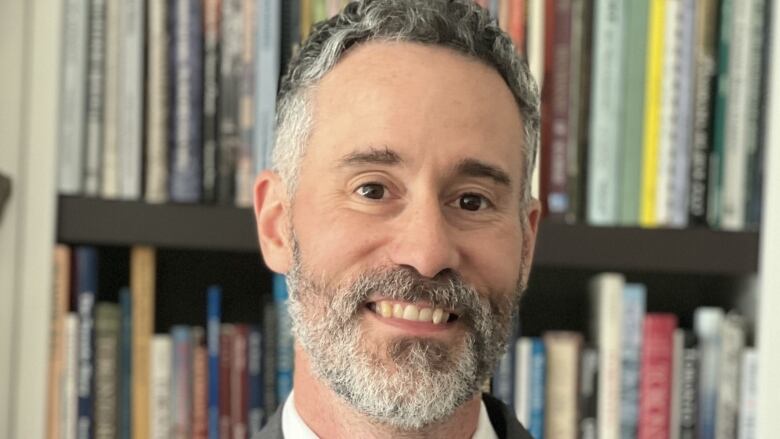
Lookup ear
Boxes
[254,170,292,274]
[520,198,542,287]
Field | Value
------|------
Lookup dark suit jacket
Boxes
[256,393,534,439]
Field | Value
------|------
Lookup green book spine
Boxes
[710,0,733,227]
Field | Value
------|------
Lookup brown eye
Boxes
[356,183,386,200]
[459,193,488,211]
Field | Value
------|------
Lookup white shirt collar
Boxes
[282,390,498,439]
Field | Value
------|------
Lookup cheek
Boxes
[465,227,524,294]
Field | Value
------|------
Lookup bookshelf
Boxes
[2,1,779,439]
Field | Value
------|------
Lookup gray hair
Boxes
[272,0,540,204]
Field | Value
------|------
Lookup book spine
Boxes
[248,325,264,437]
[171,325,194,439]
[101,0,120,199]
[619,0,650,225]
[219,324,234,439]
[234,0,256,207]
[638,313,678,439]
[526,0,545,89]
[218,0,244,204]
[709,0,734,227]
[94,303,120,439]
[150,335,172,439]
[639,0,666,227]
[688,0,719,225]
[202,0,221,204]
[492,338,516,410]
[694,307,725,439]
[63,314,80,439]
[544,331,582,439]
[57,0,88,195]
[47,245,71,439]
[207,286,222,439]
[589,272,624,439]
[84,0,107,196]
[679,334,699,439]
[670,329,684,439]
[144,0,169,204]
[192,328,208,439]
[170,0,204,203]
[280,0,301,78]
[255,0,282,174]
[513,338,531,425]
[620,284,647,439]
[542,0,573,220]
[586,0,625,225]
[508,0,526,53]
[714,313,745,439]
[231,325,249,439]
[578,347,598,439]
[528,337,546,439]
[118,287,132,439]
[566,0,591,224]
[262,301,278,416]
[131,246,156,439]
[76,246,98,439]
[117,0,144,200]
[274,274,294,403]
[737,348,757,439]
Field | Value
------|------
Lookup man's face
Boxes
[279,42,539,429]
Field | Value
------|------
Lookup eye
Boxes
[457,193,491,211]
[355,183,387,200]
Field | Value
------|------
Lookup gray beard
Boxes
[285,235,525,431]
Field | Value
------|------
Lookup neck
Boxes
[292,344,483,439]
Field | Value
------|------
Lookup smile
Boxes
[365,300,459,325]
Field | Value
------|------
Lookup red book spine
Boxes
[231,324,249,439]
[192,341,208,439]
[508,0,527,53]
[638,313,678,439]
[219,325,234,439]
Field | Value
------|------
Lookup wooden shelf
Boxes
[57,196,760,274]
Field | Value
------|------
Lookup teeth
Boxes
[374,301,450,325]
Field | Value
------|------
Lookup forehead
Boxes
[305,41,525,182]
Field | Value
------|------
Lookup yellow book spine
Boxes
[640,0,666,227]
[131,246,156,439]
[300,0,312,42]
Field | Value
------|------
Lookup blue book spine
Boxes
[76,246,98,439]
[254,0,281,173]
[621,283,646,439]
[493,340,516,410]
[528,338,546,439]
[248,325,264,434]
[171,325,193,438]
[207,286,222,439]
[169,0,203,202]
[118,287,132,439]
[273,274,294,403]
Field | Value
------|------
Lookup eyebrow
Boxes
[337,146,512,187]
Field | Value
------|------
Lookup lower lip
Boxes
[363,307,456,336]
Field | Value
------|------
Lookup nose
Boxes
[387,196,460,279]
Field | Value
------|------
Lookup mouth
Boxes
[364,300,460,325]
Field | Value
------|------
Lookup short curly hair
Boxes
[273,0,540,204]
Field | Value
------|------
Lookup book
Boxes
[202,0,221,204]
[84,0,107,196]
[528,337,546,439]
[219,324,235,439]
[57,0,88,195]
[171,325,194,439]
[63,314,80,439]
[170,0,204,203]
[76,246,98,439]
[578,347,598,439]
[513,338,531,427]
[192,328,208,439]
[235,0,257,207]
[118,287,132,439]
[619,0,650,226]
[47,245,71,439]
[94,303,120,439]
[678,331,698,439]
[101,0,120,199]
[262,300,278,416]
[207,286,222,439]
[670,329,684,439]
[544,331,581,439]
[589,272,624,439]
[144,0,169,204]
[738,348,758,439]
[248,325,264,436]
[274,274,294,402]
[620,283,646,439]
[715,312,745,439]
[231,324,249,439]
[638,0,666,227]
[218,0,244,204]
[150,334,172,439]
[694,307,725,439]
[117,0,144,200]
[131,246,156,439]
[586,0,625,225]
[493,336,516,410]
[638,313,677,439]
[254,0,282,174]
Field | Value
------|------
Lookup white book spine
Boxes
[62,314,80,439]
[526,0,544,201]
[101,0,120,199]
[150,335,172,439]
[694,307,725,439]
[144,0,169,204]
[514,337,532,425]
[715,313,745,439]
[117,0,144,199]
[84,0,107,196]
[738,348,757,439]
[255,0,282,174]
[721,0,754,230]
[58,0,88,195]
[590,272,624,439]
[670,329,685,439]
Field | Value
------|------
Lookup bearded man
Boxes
[253,0,541,437]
